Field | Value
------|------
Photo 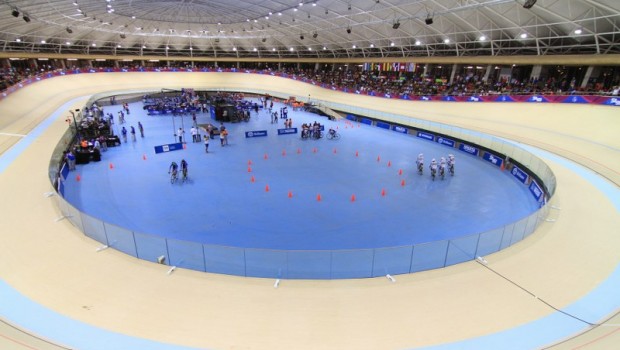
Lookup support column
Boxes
[423,64,429,77]
[580,66,596,89]
[449,64,458,84]
[315,62,320,71]
[483,64,492,82]
[529,65,542,81]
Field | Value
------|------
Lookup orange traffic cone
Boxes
[109,163,114,169]
[381,188,386,197]
[316,194,322,201]
[288,191,293,198]
[250,175,255,183]
[76,175,81,182]
[265,185,270,192]
[350,194,356,202]
[142,154,147,160]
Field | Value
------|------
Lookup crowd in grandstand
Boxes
[2,63,619,97]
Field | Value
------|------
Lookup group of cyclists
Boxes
[300,122,340,140]
[416,153,455,181]
[168,159,189,183]
[301,122,324,139]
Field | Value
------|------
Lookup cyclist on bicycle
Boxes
[169,161,178,182]
[180,159,188,180]
[447,154,455,176]
[429,158,438,180]
[416,153,424,174]
[439,157,447,180]
[328,128,336,136]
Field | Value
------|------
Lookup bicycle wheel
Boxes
[333,133,340,140]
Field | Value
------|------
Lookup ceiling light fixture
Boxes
[425,17,433,25]
[346,27,351,34]
[523,0,537,9]
[66,27,73,33]
[12,9,19,17]
[392,22,400,30]
[312,32,318,38]
[23,14,31,22]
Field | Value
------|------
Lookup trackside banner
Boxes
[459,143,479,156]
[392,125,408,134]
[483,152,504,168]
[277,128,298,135]
[529,180,544,201]
[511,166,529,184]
[436,136,455,147]
[416,131,435,141]
[154,142,184,154]
[245,130,268,138]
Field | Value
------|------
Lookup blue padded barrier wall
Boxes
[134,232,169,263]
[104,223,138,257]
[372,246,413,277]
[167,239,206,272]
[203,245,246,276]
[330,250,374,279]
[287,251,332,279]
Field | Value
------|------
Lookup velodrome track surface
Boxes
[0,73,619,349]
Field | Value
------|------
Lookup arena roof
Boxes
[1,0,619,59]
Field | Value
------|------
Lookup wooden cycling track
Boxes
[0,73,619,350]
